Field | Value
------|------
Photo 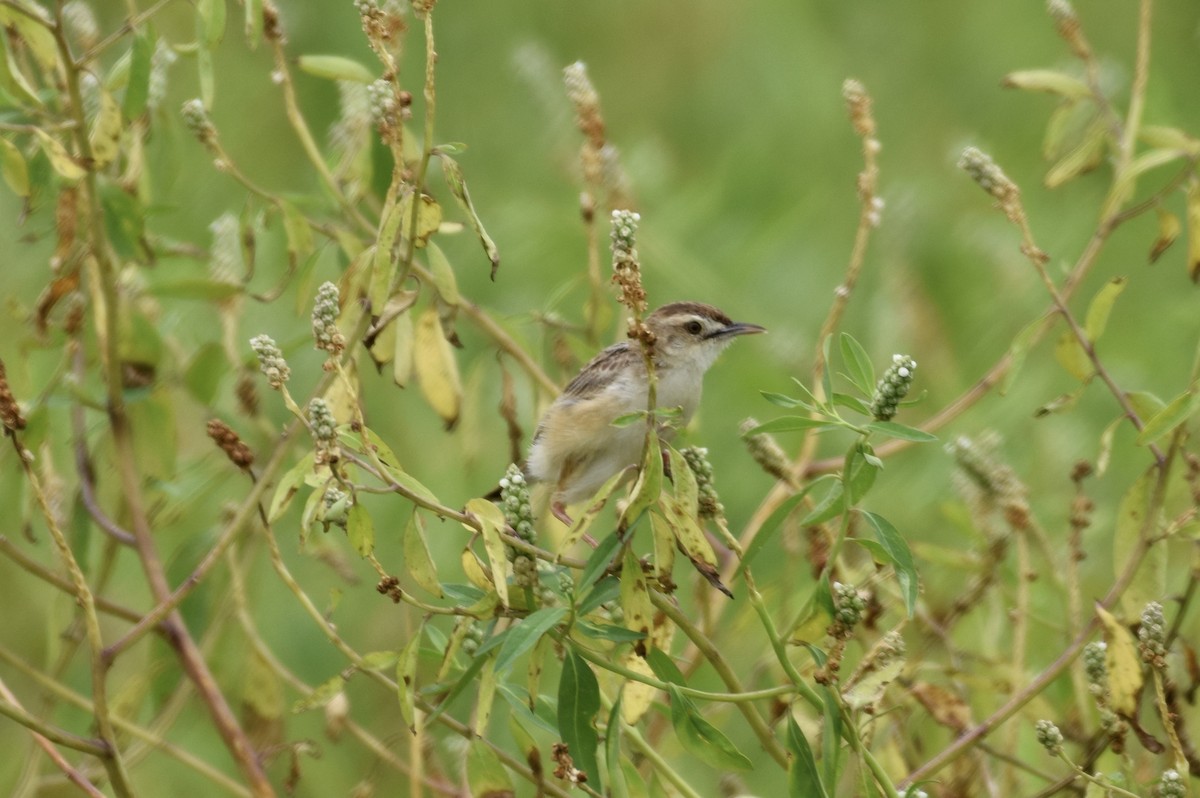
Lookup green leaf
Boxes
[440,153,500,279]
[865,421,936,442]
[494,607,568,673]
[860,511,919,617]
[575,533,622,598]
[1136,387,1200,446]
[466,739,515,797]
[1044,116,1107,189]
[666,685,753,770]
[403,512,444,598]
[1083,277,1127,342]
[1054,328,1093,383]
[787,716,829,798]
[558,649,602,791]
[820,687,843,788]
[839,333,875,396]
[843,442,879,505]
[574,620,646,644]
[1101,148,1187,220]
[268,452,314,522]
[646,648,686,686]
[243,0,263,47]
[606,699,630,798]
[790,577,835,644]
[297,54,375,83]
[760,390,809,409]
[745,416,842,436]
[800,478,845,525]
[830,392,871,416]
[347,502,375,557]
[123,32,154,118]
[196,0,226,49]
[0,32,41,106]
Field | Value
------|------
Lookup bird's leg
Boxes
[551,501,574,526]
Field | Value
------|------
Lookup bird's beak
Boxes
[707,321,766,339]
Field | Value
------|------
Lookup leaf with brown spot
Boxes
[1095,603,1144,717]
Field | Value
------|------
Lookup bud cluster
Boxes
[740,417,791,482]
[312,281,346,358]
[499,464,538,589]
[958,147,1023,222]
[308,398,338,464]
[832,582,867,633]
[1157,770,1185,798]
[1137,601,1167,669]
[460,622,484,656]
[250,334,291,389]
[610,209,647,318]
[563,61,604,148]
[206,419,254,469]
[869,354,916,422]
[681,446,724,520]
[181,99,216,147]
[1034,719,1064,755]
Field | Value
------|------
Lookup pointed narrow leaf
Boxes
[89,90,123,168]
[667,685,752,770]
[559,467,627,557]
[0,136,29,197]
[1001,69,1090,100]
[839,333,875,396]
[34,130,85,180]
[761,391,809,409]
[1054,328,1093,382]
[747,416,842,436]
[619,429,663,531]
[268,452,315,522]
[1137,388,1200,446]
[620,545,653,649]
[865,421,937,442]
[1114,468,1165,619]
[860,511,919,617]
[740,489,815,573]
[1001,318,1043,395]
[787,716,829,798]
[494,607,568,673]
[606,699,630,798]
[558,649,601,791]
[1150,206,1181,264]
[1187,180,1200,283]
[440,154,500,278]
[414,306,462,428]
[426,240,460,305]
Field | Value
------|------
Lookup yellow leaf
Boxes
[620,545,653,654]
[1054,328,1092,382]
[89,89,123,168]
[1095,603,1144,717]
[413,306,461,428]
[619,652,658,725]
[34,130,85,181]
[1187,180,1200,283]
[1150,206,1181,264]
[460,547,493,593]
[465,498,510,608]
[399,191,443,248]
[426,241,460,305]
[1044,117,1106,189]
[1001,69,1090,100]
[392,308,414,387]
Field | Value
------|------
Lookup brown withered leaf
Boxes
[909,681,973,733]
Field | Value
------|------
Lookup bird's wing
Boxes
[560,341,641,400]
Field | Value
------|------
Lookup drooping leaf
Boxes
[559,464,628,556]
[1095,603,1144,717]
[196,0,226,49]
[1054,328,1093,383]
[618,429,663,532]
[465,498,510,608]
[1150,206,1181,264]
[860,511,918,617]
[0,136,29,197]
[666,685,752,771]
[396,629,421,733]
[89,89,123,168]
[1187,180,1200,283]
[34,130,85,181]
[1044,116,1107,189]
[1101,148,1187,220]
[414,306,462,428]
[620,545,653,650]
[558,649,601,791]
[268,452,315,522]
[440,153,500,278]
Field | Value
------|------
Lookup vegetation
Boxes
[0,0,1197,796]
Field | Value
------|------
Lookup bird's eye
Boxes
[684,320,704,335]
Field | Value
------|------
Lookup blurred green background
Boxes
[1,0,1198,794]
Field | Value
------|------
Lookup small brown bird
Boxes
[528,301,765,524]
